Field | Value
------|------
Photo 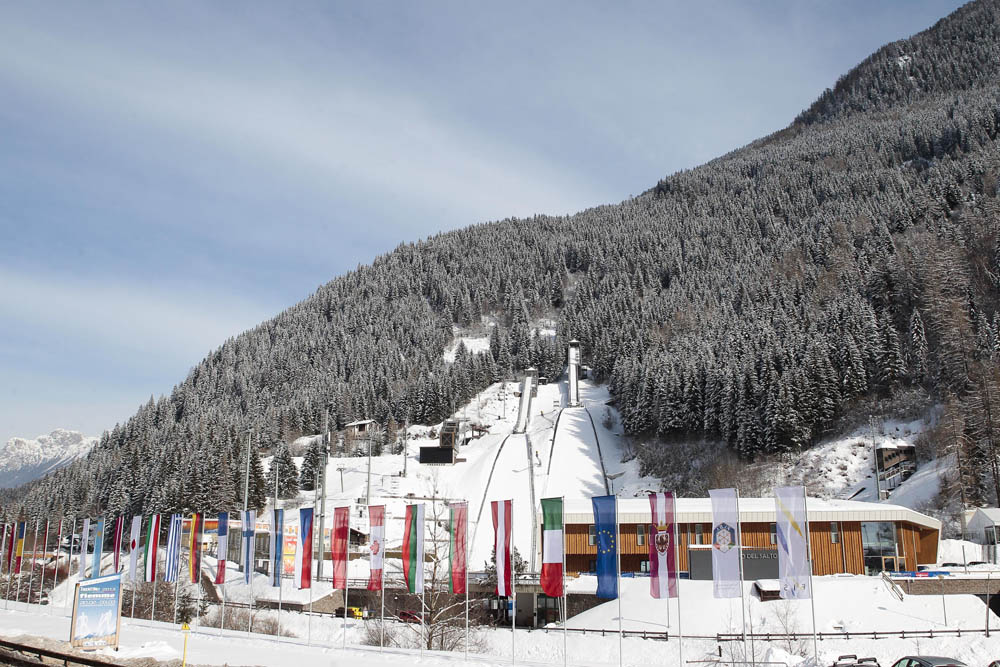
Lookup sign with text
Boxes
[69,572,123,651]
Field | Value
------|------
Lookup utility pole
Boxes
[317,419,329,580]
[241,429,252,574]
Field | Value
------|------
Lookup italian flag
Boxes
[144,514,160,582]
[448,502,467,594]
[401,504,425,594]
[540,498,564,597]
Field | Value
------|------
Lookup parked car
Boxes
[398,610,424,624]
[832,655,880,667]
[889,657,967,667]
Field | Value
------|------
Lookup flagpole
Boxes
[464,502,470,661]
[803,488,819,666]
[343,506,349,651]
[27,519,39,605]
[247,514,254,637]
[52,519,63,617]
[674,499,684,667]
[39,520,51,605]
[220,515,227,636]
[130,521,137,619]
[562,496,567,667]
[1,523,9,609]
[511,500,516,666]
[735,489,750,665]
[380,576,385,653]
[615,494,622,667]
[151,521,158,622]
[172,518,181,625]
[66,518,76,615]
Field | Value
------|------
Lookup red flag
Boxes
[113,516,125,572]
[295,508,313,589]
[491,499,512,597]
[332,507,349,590]
[189,513,203,584]
[449,502,467,594]
[648,492,678,599]
[367,505,384,591]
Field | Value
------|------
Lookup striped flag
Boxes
[13,522,26,574]
[540,497,564,598]
[295,508,313,589]
[189,512,203,584]
[492,499,512,597]
[448,502,467,594]
[268,509,284,587]
[367,505,384,591]
[164,514,183,583]
[241,510,255,585]
[401,504,424,594]
[113,516,126,572]
[128,516,142,582]
[144,515,160,582]
[648,492,678,599]
[79,518,90,577]
[215,512,229,585]
[332,506,349,590]
[90,518,105,579]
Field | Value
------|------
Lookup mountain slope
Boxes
[0,429,96,488]
[6,0,1000,520]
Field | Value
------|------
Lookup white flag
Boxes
[709,488,741,598]
[775,486,812,599]
[79,518,90,577]
[128,516,142,582]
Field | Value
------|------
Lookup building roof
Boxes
[558,497,941,531]
[345,419,376,427]
[972,507,1000,524]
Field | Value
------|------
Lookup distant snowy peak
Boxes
[0,429,96,488]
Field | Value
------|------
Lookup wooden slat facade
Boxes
[563,519,934,576]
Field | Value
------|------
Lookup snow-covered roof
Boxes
[876,441,915,450]
[972,507,1000,524]
[344,419,375,427]
[559,497,941,531]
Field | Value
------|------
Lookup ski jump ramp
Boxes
[513,375,534,434]
[543,406,610,498]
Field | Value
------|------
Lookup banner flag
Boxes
[449,502,468,595]
[215,512,229,585]
[268,509,284,587]
[592,495,618,599]
[295,508,313,589]
[90,518,105,579]
[128,516,141,582]
[710,488,741,598]
[144,515,160,582]
[164,514,183,583]
[367,505,385,591]
[492,499,513,597]
[401,504,425,594]
[13,522,26,574]
[648,492,678,599]
[112,516,125,572]
[241,510,256,585]
[775,486,812,599]
[79,518,90,577]
[540,497,564,598]
[3,523,12,574]
[189,513,203,584]
[332,506,349,590]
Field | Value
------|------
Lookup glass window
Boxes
[861,521,898,575]
[637,524,645,546]
[769,523,777,545]
[831,522,840,544]
[986,527,997,546]
[588,525,596,546]
[695,524,704,545]
[640,559,650,573]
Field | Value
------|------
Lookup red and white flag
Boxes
[492,499,512,597]
[215,512,229,585]
[367,505,384,591]
[113,516,126,572]
[648,492,678,599]
[128,516,142,582]
[143,515,160,583]
[332,506,349,590]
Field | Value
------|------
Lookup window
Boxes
[986,526,997,546]
[695,523,704,545]
[588,559,596,573]
[831,522,840,544]
[637,524,646,546]
[639,559,650,573]
[588,525,596,546]
[769,523,777,545]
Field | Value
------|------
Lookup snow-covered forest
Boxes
[6,0,1000,519]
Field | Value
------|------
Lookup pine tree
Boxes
[267,442,300,500]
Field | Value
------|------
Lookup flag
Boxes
[648,492,678,599]
[144,515,160,582]
[113,516,125,572]
[268,509,284,587]
[90,518,105,579]
[189,512,203,584]
[79,518,90,577]
[401,504,425,594]
[449,502,468,594]
[215,512,229,585]
[775,486,812,599]
[295,508,313,589]
[592,495,618,599]
[128,516,142,582]
[3,523,12,574]
[492,499,513,597]
[241,510,256,585]
[710,488,741,598]
[164,514,183,583]
[367,505,385,591]
[13,522,26,574]
[332,506,349,590]
[540,497,563,598]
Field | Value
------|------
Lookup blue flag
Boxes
[242,510,256,585]
[592,495,618,599]
[164,514,183,583]
[90,518,105,579]
[269,509,284,587]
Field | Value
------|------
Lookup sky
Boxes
[0,1,968,445]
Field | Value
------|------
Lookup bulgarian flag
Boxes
[401,504,425,594]
[540,497,564,598]
[492,499,512,597]
[448,502,467,594]
[332,506,349,590]
[189,512,203,584]
[144,515,160,582]
[367,505,384,591]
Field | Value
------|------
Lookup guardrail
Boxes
[0,637,121,666]
[528,626,989,641]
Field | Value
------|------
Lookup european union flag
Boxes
[592,495,618,599]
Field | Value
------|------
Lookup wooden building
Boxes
[551,497,940,579]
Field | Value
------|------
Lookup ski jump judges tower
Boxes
[568,339,582,407]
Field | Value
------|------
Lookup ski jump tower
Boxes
[568,339,581,407]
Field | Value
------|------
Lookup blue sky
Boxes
[0,1,966,444]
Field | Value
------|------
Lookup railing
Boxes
[0,637,121,666]
[528,626,989,641]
